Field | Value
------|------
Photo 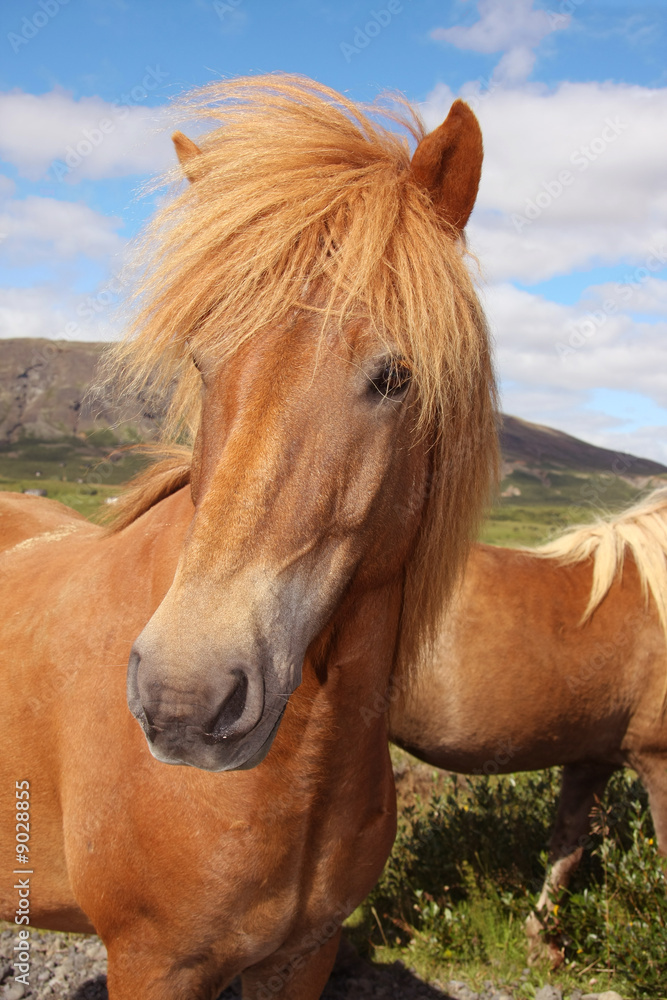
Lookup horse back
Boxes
[391,541,665,771]
[0,492,89,554]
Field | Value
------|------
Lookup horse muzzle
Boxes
[126,645,292,771]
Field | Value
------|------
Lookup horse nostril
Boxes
[127,647,146,722]
[208,670,249,740]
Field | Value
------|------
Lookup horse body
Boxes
[390,496,667,963]
[0,76,498,998]
[398,543,664,772]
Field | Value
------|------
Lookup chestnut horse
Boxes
[390,488,667,964]
[0,76,497,999]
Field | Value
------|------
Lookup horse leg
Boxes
[526,761,617,968]
[241,929,341,1000]
[630,752,667,863]
[104,936,239,1000]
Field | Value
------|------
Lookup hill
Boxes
[0,338,159,443]
[500,413,665,479]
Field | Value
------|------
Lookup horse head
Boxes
[125,83,494,770]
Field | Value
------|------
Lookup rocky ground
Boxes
[0,926,624,1000]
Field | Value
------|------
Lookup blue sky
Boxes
[1,0,666,463]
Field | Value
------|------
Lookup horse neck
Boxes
[271,576,403,779]
[114,487,195,599]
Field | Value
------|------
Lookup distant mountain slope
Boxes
[0,338,159,442]
[1,339,665,482]
[499,414,666,479]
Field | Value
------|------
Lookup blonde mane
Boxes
[104,74,498,670]
[535,487,667,634]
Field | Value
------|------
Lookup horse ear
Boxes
[410,99,483,233]
[172,131,203,183]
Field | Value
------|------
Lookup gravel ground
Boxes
[0,927,622,1000]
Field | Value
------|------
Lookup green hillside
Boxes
[0,433,151,517]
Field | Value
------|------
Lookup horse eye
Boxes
[370,358,412,399]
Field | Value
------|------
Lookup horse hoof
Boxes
[525,912,564,969]
[546,942,565,970]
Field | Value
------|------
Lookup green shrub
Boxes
[558,775,666,996]
[355,767,666,998]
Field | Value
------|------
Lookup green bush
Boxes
[559,775,666,996]
[355,767,666,998]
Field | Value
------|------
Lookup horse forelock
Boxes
[103,73,499,675]
[534,486,667,638]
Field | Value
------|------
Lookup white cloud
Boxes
[1,58,665,467]
[431,0,569,83]
[0,86,174,182]
[431,0,559,54]
[479,280,667,463]
[422,64,667,462]
[580,276,667,317]
[493,47,537,84]
[484,282,667,402]
[0,284,123,342]
[0,195,124,265]
[0,287,75,341]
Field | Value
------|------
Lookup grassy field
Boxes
[480,505,584,546]
[480,467,655,546]
[0,434,150,518]
[479,501,634,547]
